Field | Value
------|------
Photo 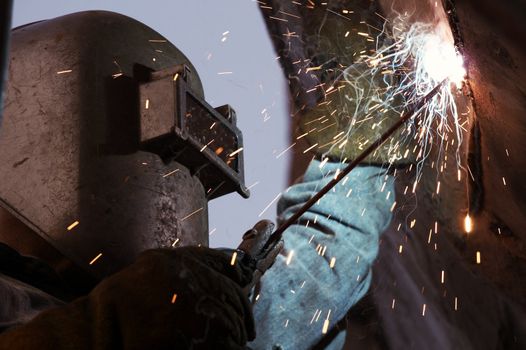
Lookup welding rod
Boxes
[263,79,447,250]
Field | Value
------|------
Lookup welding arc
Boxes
[263,79,447,251]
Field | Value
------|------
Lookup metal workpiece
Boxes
[0,11,217,278]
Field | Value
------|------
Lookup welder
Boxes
[250,1,410,348]
[0,11,283,349]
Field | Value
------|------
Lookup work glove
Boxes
[0,246,255,349]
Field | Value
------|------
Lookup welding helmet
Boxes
[0,11,248,278]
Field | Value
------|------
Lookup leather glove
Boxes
[0,246,255,350]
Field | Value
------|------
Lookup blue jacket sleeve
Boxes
[250,160,394,349]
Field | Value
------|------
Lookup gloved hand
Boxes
[0,246,256,350]
[237,220,284,295]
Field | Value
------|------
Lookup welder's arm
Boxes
[250,160,394,350]
[0,247,255,350]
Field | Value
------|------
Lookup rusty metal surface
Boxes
[0,11,210,278]
[452,0,526,305]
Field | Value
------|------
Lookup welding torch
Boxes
[235,79,447,293]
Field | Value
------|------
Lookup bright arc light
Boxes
[422,34,466,87]
[464,214,473,233]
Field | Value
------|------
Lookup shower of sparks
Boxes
[322,14,467,185]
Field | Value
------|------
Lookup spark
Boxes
[258,192,282,217]
[162,169,179,178]
[171,293,178,304]
[476,251,481,264]
[303,143,318,153]
[56,69,72,74]
[464,214,473,233]
[229,147,243,157]
[67,221,79,231]
[276,143,296,158]
[89,253,102,265]
[180,207,204,221]
[322,310,331,334]
[230,251,238,266]
[247,181,260,190]
[286,250,294,265]
[310,309,320,324]
[324,14,467,180]
[200,139,215,152]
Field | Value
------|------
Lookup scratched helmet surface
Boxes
[0,11,247,278]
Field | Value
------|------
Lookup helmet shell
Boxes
[1,11,209,278]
